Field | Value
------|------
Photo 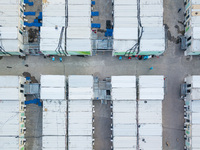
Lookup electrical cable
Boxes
[0,33,12,56]
[55,26,67,56]
[124,0,144,56]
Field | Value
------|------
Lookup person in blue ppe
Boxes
[52,56,55,61]
[149,67,153,70]
[59,57,63,62]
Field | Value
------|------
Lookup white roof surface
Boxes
[41,75,66,87]
[113,0,138,53]
[111,76,136,88]
[68,75,93,100]
[113,137,137,149]
[0,88,19,100]
[40,75,66,100]
[66,1,91,53]
[43,100,66,136]
[68,75,93,150]
[42,136,66,150]
[139,76,164,100]
[111,76,136,100]
[41,0,65,53]
[0,101,19,136]
[41,88,65,100]
[68,136,93,149]
[0,1,20,53]
[139,136,162,150]
[138,101,162,124]
[113,0,165,54]
[0,76,19,88]
[0,137,18,150]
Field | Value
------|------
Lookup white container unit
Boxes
[139,75,164,101]
[184,75,200,150]
[41,75,66,150]
[66,0,92,55]
[0,76,26,150]
[138,75,164,150]
[41,0,66,55]
[113,0,138,56]
[111,76,137,149]
[0,0,25,56]
[139,0,165,56]
[68,75,94,150]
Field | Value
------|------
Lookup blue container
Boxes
[24,12,36,16]
[92,1,95,5]
[91,11,99,16]
[91,23,101,28]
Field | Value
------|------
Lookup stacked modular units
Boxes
[138,76,164,150]
[113,0,138,56]
[184,0,200,55]
[184,76,200,150]
[67,0,92,55]
[113,0,165,56]
[0,0,25,56]
[0,76,26,150]
[111,76,137,149]
[40,75,67,150]
[139,0,165,55]
[40,0,66,55]
[68,75,94,149]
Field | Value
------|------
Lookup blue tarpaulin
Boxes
[38,12,42,20]
[25,99,42,106]
[24,0,34,6]
[92,1,95,5]
[26,77,31,80]
[24,12,36,16]
[91,23,101,28]
[105,29,113,37]
[24,22,42,27]
[91,11,99,16]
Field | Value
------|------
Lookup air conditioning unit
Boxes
[20,138,26,145]
[21,116,26,123]
[20,128,26,135]
[21,105,26,111]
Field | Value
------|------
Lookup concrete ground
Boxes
[0,0,198,150]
